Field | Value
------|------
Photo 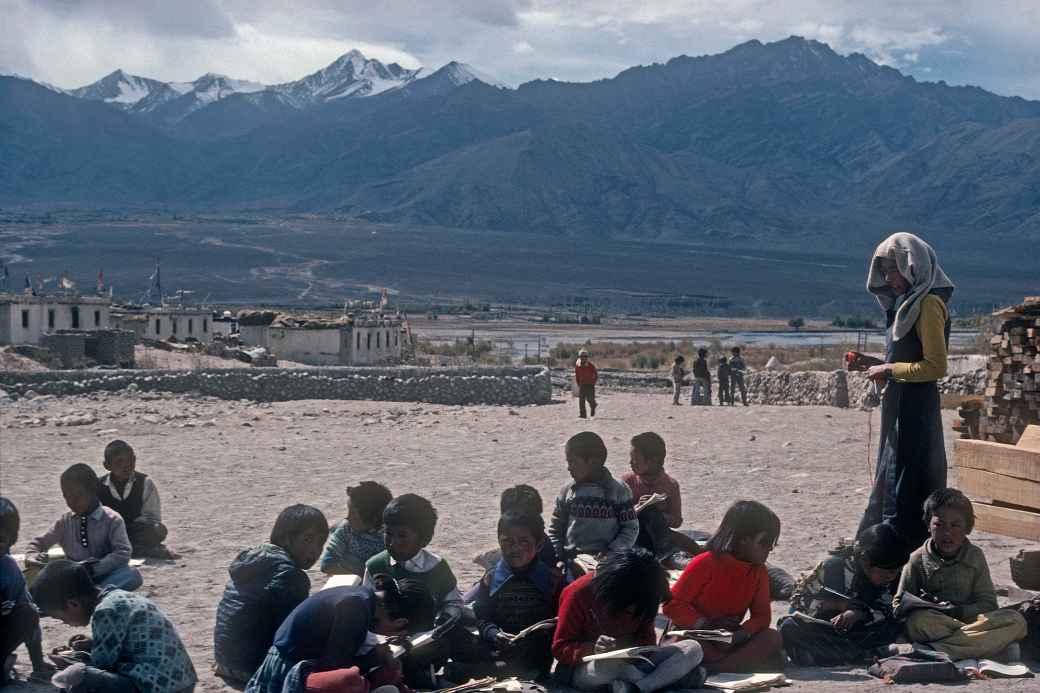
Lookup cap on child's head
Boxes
[347,481,393,527]
[270,504,330,548]
[497,511,545,538]
[500,484,543,516]
[630,432,666,464]
[855,523,911,570]
[30,559,96,614]
[383,494,438,546]
[0,496,19,544]
[566,431,607,463]
[60,463,99,492]
[922,488,975,532]
[103,439,134,464]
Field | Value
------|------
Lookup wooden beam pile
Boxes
[955,425,1040,541]
[980,296,1040,444]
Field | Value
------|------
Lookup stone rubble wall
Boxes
[0,366,552,406]
[551,367,986,407]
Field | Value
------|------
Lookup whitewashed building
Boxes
[113,307,214,343]
[0,293,112,345]
[237,311,404,366]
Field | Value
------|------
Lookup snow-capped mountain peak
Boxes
[71,69,169,107]
[271,50,421,105]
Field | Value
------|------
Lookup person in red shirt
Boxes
[622,433,701,562]
[663,500,784,673]
[574,349,598,419]
[553,548,704,693]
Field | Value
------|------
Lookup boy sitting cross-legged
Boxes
[27,464,142,592]
[97,440,170,558]
[895,489,1027,661]
[548,432,639,574]
[31,559,197,693]
[779,523,910,665]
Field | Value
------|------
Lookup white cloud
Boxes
[3,0,1040,97]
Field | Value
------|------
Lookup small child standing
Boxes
[27,464,141,592]
[31,559,197,693]
[729,347,749,406]
[670,356,686,406]
[547,432,639,571]
[691,349,711,405]
[213,505,329,684]
[320,481,392,576]
[97,440,170,558]
[552,548,704,693]
[664,500,784,673]
[779,523,910,665]
[717,357,732,406]
[575,349,599,419]
[895,489,1027,660]
[1,497,52,684]
[622,433,700,561]
[467,512,565,679]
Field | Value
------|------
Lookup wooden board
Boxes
[958,468,1040,511]
[954,438,1040,482]
[973,502,1040,542]
[1018,424,1040,451]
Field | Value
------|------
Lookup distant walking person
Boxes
[729,347,749,406]
[670,355,686,405]
[690,349,711,405]
[717,357,732,405]
[857,233,954,547]
[575,348,598,419]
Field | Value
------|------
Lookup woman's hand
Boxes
[867,364,892,382]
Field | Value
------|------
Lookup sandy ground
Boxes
[1,390,1036,692]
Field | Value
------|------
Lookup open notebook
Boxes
[955,659,1033,679]
[704,672,789,691]
[12,547,145,567]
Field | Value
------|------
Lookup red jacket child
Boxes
[574,356,598,386]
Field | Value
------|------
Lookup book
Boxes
[669,628,735,644]
[704,672,788,691]
[572,553,599,574]
[893,592,957,618]
[381,629,439,659]
[321,574,362,591]
[786,611,836,627]
[582,646,658,666]
[505,617,558,643]
[634,493,668,514]
[954,659,1033,679]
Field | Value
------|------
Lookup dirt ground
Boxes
[1,389,1036,692]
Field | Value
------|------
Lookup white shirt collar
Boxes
[390,548,439,573]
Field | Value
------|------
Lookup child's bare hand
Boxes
[495,631,515,650]
[830,610,863,632]
[594,635,617,653]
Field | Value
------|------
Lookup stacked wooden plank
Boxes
[980,296,1040,444]
[955,424,1040,541]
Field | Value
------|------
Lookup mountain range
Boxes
[3,37,1040,243]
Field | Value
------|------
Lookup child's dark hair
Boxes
[0,496,19,544]
[922,488,975,533]
[566,431,607,463]
[347,481,393,527]
[497,511,545,539]
[706,500,781,555]
[383,494,438,546]
[270,504,330,548]
[30,559,97,614]
[731,346,741,355]
[60,463,99,492]
[103,439,134,464]
[631,432,666,465]
[698,348,708,358]
[372,574,437,631]
[674,355,685,363]
[719,356,728,364]
[593,548,670,623]
[855,523,910,570]
[500,484,543,516]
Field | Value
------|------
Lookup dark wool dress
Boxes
[857,291,950,546]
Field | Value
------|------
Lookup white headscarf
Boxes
[866,232,954,341]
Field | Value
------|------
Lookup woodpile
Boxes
[955,424,1040,541]
[979,296,1040,444]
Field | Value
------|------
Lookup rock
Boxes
[765,356,784,371]
[201,420,217,427]
[141,415,161,424]
[96,428,119,436]
[241,421,253,427]
[782,441,793,448]
[749,435,757,441]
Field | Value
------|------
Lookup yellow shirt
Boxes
[890,294,948,382]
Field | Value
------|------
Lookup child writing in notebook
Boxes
[664,500,784,673]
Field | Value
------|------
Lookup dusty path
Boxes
[1,390,1034,692]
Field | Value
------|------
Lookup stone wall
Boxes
[0,365,552,406]
[39,333,86,369]
[84,329,136,367]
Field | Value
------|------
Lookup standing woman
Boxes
[858,233,954,546]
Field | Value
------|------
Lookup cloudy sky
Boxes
[4,0,1040,98]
